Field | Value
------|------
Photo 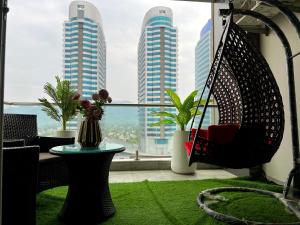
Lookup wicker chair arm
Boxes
[33,136,75,152]
[3,139,25,147]
[3,145,40,158]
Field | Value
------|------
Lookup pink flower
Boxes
[99,89,109,100]
[92,93,100,101]
[80,100,91,109]
[77,89,112,121]
[72,93,80,100]
[90,105,97,110]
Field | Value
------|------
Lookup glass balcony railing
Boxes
[3,102,218,160]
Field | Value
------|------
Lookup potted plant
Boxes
[76,89,112,147]
[38,76,78,138]
[150,89,204,174]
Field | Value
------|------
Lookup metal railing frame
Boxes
[3,101,218,160]
[0,1,8,224]
[4,101,218,108]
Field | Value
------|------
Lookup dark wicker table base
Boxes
[58,153,115,225]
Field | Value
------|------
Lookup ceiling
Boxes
[178,0,300,33]
[232,0,300,33]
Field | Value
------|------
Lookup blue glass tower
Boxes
[138,6,178,154]
[195,19,212,128]
[63,1,106,129]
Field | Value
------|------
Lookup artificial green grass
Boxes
[37,178,299,225]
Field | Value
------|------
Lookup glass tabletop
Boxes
[50,143,125,155]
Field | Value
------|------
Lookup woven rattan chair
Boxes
[185,1,300,224]
[185,13,284,169]
[2,145,39,225]
[3,113,75,192]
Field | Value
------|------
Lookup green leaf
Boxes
[39,75,78,130]
[149,90,211,131]
[151,111,176,118]
[39,98,61,122]
[150,119,175,127]
[182,90,198,112]
[166,89,182,110]
[177,111,191,127]
[193,99,208,108]
[190,108,202,117]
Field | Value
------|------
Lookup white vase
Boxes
[171,130,196,174]
[55,130,77,139]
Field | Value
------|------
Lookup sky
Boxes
[4,0,211,103]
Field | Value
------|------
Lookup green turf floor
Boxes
[37,178,300,225]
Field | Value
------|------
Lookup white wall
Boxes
[212,2,228,54]
[261,12,300,184]
[211,3,228,124]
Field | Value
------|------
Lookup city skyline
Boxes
[63,1,107,129]
[4,0,211,103]
[195,19,212,128]
[63,1,106,99]
[138,6,177,154]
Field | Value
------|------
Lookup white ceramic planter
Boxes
[171,130,196,174]
[55,130,77,139]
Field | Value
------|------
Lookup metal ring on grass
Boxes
[197,187,300,225]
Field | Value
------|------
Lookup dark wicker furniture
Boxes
[2,145,39,225]
[186,1,300,224]
[3,138,25,147]
[50,144,125,225]
[186,12,284,169]
[3,113,75,192]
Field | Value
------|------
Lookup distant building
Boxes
[195,19,212,128]
[63,1,106,128]
[138,6,178,154]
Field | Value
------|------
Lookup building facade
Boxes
[63,1,106,128]
[138,6,178,155]
[195,19,212,128]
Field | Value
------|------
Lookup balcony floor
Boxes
[109,169,237,183]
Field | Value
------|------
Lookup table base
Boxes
[58,153,115,225]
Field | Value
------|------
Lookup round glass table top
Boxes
[50,143,125,155]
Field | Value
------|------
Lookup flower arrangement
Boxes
[74,89,112,121]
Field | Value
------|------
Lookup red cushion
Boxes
[200,129,208,139]
[191,128,208,139]
[186,125,239,156]
[191,129,196,139]
[184,142,193,156]
[184,141,205,156]
[208,124,240,145]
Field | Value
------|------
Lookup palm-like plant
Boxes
[150,89,205,131]
[38,76,78,131]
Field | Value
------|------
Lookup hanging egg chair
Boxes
[184,12,284,169]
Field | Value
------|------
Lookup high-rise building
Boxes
[195,19,212,128]
[63,1,106,128]
[138,6,178,154]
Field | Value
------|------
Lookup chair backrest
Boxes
[3,114,38,145]
[2,145,39,225]
[208,21,284,151]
